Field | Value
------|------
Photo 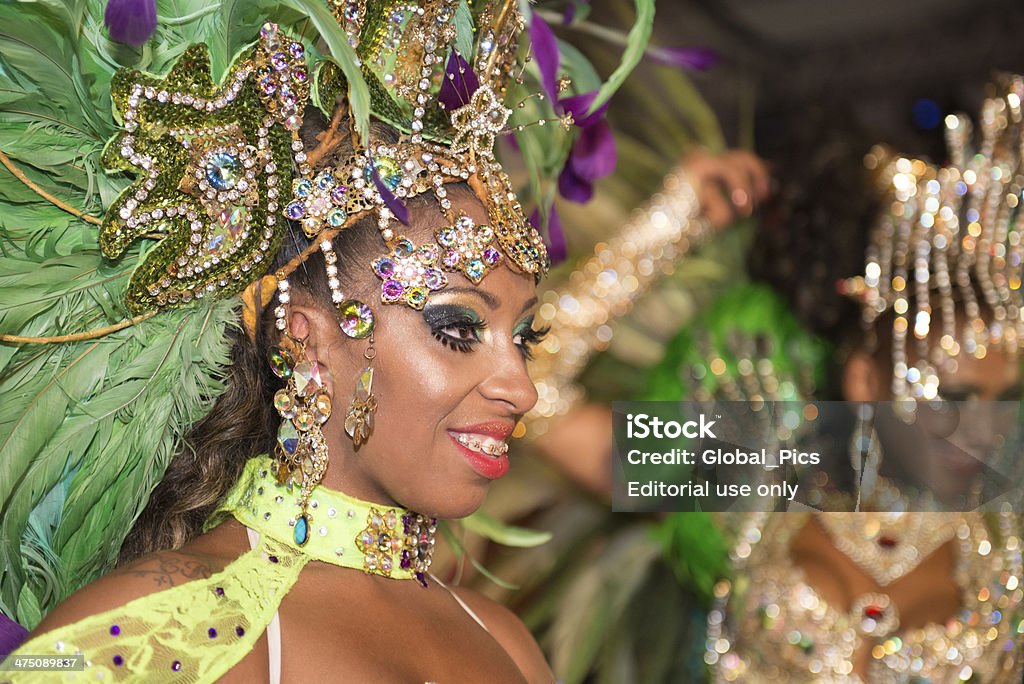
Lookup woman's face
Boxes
[300,190,541,518]
[849,332,1022,501]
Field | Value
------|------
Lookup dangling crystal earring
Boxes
[268,276,332,546]
[345,335,377,447]
[318,238,378,447]
[849,402,882,511]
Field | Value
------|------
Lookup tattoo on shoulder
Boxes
[118,552,215,588]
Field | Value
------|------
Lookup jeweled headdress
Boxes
[843,74,1024,400]
[0,0,651,628]
[103,2,556,315]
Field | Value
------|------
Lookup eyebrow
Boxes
[440,287,500,309]
[434,288,538,315]
[518,296,539,316]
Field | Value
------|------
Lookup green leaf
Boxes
[283,0,371,145]
[462,510,552,547]
[440,521,520,590]
[586,0,654,116]
[556,39,601,94]
[453,0,474,59]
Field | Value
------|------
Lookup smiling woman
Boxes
[0,0,654,681]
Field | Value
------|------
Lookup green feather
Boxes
[453,0,474,59]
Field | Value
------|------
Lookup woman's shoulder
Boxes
[31,519,248,637]
[448,585,554,684]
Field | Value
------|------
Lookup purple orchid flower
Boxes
[104,0,157,47]
[370,165,410,226]
[529,13,561,106]
[0,613,28,660]
[530,205,567,265]
[529,13,618,205]
[438,51,480,111]
[555,91,616,203]
[646,46,719,71]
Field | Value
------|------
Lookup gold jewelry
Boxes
[842,75,1024,402]
[268,277,332,546]
[818,512,957,586]
[527,169,708,436]
[706,510,1023,682]
[345,335,377,447]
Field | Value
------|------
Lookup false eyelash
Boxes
[515,324,550,360]
[431,319,488,354]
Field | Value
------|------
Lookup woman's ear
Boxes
[286,303,340,396]
[843,350,887,402]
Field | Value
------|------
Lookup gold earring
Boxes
[345,334,377,447]
[269,276,332,546]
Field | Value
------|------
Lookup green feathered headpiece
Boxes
[0,0,654,629]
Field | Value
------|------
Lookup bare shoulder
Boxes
[449,585,554,684]
[31,520,247,638]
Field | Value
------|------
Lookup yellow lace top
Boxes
[0,456,438,682]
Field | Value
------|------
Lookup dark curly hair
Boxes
[747,107,884,396]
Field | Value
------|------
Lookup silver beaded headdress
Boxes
[843,74,1024,400]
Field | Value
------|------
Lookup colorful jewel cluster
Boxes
[268,332,332,546]
[101,25,309,312]
[285,171,349,236]
[272,0,548,309]
[372,238,447,308]
[355,507,437,587]
[436,215,501,283]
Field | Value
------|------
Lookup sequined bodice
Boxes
[706,512,1024,683]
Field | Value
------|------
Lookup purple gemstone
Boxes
[269,555,278,564]
[260,74,277,95]
[113,655,124,666]
[235,626,245,637]
[171,660,182,672]
[285,201,305,220]
[292,68,308,83]
[331,186,347,204]
[424,269,444,290]
[208,627,218,638]
[416,572,428,588]
[271,52,288,71]
[443,250,459,268]
[289,42,304,59]
[484,247,500,264]
[382,279,403,300]
[279,86,296,108]
[215,587,225,596]
[110,625,121,636]
[375,258,395,277]
[400,551,412,569]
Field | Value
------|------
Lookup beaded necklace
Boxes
[215,455,438,586]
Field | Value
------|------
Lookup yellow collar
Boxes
[211,456,437,586]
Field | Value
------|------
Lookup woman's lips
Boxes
[448,427,511,479]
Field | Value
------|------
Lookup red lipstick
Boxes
[448,421,514,480]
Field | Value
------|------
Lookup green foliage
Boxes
[461,510,553,547]
[585,0,653,116]
[0,0,253,628]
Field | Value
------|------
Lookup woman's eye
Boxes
[514,324,550,360]
[432,320,486,353]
